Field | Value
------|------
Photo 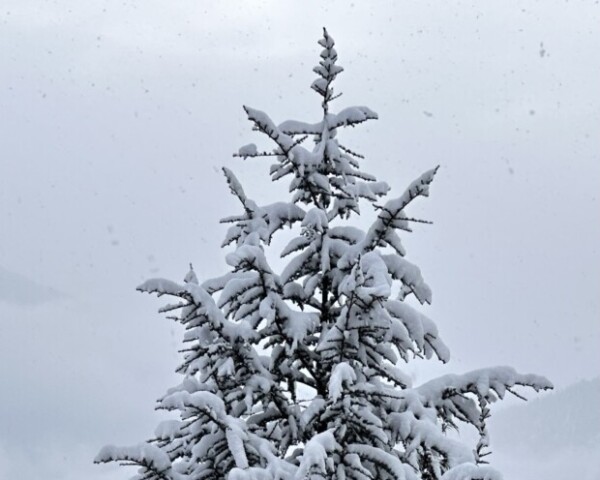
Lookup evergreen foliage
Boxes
[96,29,552,480]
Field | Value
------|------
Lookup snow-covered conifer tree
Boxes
[96,29,552,480]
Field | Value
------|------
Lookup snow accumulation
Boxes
[95,443,171,471]
[328,362,357,402]
[238,143,258,158]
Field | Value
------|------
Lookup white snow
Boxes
[328,362,357,402]
[238,143,258,158]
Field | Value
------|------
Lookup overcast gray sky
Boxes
[1,1,599,479]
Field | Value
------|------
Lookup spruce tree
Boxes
[96,28,552,480]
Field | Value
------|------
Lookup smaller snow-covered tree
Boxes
[96,29,552,480]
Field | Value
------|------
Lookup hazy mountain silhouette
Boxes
[489,377,600,480]
[492,377,600,452]
[0,266,63,306]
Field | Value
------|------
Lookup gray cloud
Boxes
[0,1,598,479]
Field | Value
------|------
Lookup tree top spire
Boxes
[311,27,344,113]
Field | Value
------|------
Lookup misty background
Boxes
[1,1,598,479]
